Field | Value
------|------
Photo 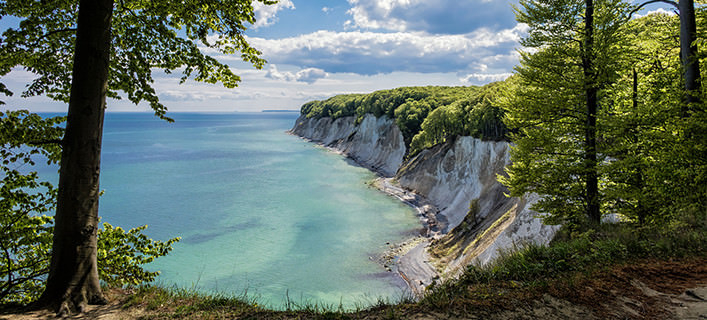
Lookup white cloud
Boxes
[633,7,676,19]
[294,68,329,84]
[345,0,518,34]
[252,0,295,28]
[246,24,525,75]
[346,0,412,31]
[265,65,328,84]
[460,73,513,84]
[322,6,332,13]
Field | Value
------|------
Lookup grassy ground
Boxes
[2,222,706,319]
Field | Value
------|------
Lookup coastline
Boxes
[287,129,442,297]
[372,178,441,296]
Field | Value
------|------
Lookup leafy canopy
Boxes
[0,0,274,119]
[0,110,62,304]
[500,0,632,229]
[502,0,706,230]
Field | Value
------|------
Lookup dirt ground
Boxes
[549,258,707,319]
[1,258,706,319]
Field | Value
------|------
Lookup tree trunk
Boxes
[583,0,601,225]
[632,68,647,224]
[35,0,114,315]
[679,0,702,110]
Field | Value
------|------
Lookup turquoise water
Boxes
[82,112,419,309]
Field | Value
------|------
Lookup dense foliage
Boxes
[0,111,61,304]
[502,1,706,231]
[0,110,179,305]
[97,223,180,288]
[410,81,508,153]
[599,9,707,226]
[501,0,630,227]
[300,83,508,155]
[0,0,271,120]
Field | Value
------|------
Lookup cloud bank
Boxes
[345,0,519,34]
[246,24,526,75]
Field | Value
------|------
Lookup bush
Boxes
[98,223,180,287]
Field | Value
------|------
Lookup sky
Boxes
[1,0,675,113]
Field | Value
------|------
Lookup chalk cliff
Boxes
[290,114,406,177]
[291,114,558,286]
[397,137,557,276]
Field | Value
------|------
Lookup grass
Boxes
[114,283,417,319]
[119,285,262,318]
[417,221,707,313]
[4,221,706,319]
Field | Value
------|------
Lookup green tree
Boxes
[0,111,62,304]
[595,0,707,228]
[299,86,481,147]
[602,6,706,225]
[601,12,682,224]
[502,0,630,228]
[1,0,272,314]
[0,111,179,305]
[410,103,464,153]
[462,81,508,141]
[632,0,702,108]
[395,98,434,145]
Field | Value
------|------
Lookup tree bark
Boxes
[632,68,647,224]
[678,0,702,110]
[583,0,601,225]
[35,0,114,315]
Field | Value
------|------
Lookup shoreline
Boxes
[372,178,441,296]
[288,129,442,296]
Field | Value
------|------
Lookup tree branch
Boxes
[629,0,679,20]
[30,28,77,48]
[27,139,63,146]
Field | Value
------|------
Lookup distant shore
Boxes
[261,109,299,112]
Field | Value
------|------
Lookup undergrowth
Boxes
[419,221,707,311]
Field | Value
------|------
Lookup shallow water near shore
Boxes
[38,112,419,309]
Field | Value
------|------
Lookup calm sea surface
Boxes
[39,112,419,309]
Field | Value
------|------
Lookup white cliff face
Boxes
[471,193,558,267]
[396,136,558,275]
[397,137,512,233]
[292,113,558,281]
[291,115,356,146]
[291,114,406,177]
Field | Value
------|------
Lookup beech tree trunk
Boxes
[35,0,114,315]
[583,0,601,225]
[678,0,702,109]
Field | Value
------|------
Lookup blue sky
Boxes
[2,0,675,113]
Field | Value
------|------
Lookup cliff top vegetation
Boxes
[300,83,508,155]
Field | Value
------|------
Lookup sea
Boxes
[36,112,420,309]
